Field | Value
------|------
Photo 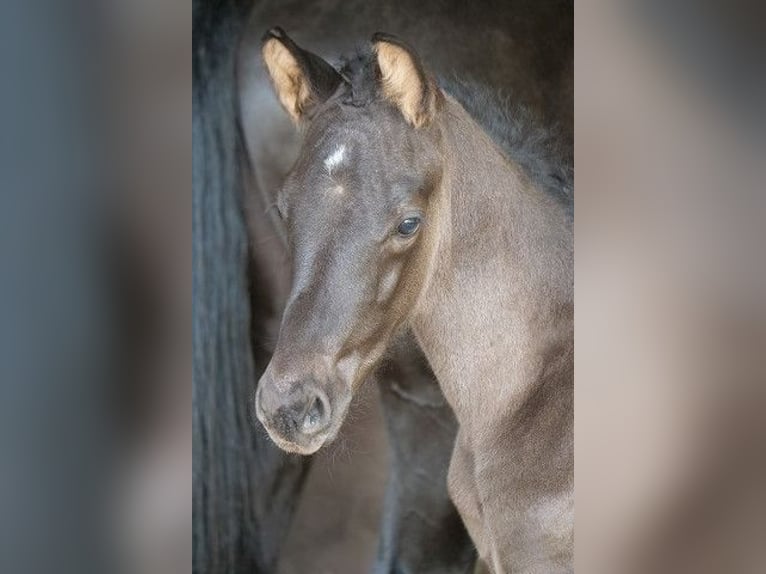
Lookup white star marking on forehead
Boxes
[324,145,346,174]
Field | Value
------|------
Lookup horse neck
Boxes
[412,96,574,422]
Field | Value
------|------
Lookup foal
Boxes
[254,28,573,573]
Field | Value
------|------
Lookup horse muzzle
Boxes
[255,372,338,455]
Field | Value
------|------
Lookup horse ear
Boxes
[372,33,440,128]
[261,27,344,123]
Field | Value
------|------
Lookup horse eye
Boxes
[396,216,421,236]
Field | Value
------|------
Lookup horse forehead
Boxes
[315,108,410,154]
[299,116,420,196]
[326,131,416,173]
[305,142,410,189]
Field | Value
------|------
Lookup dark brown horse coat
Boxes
[254,30,573,574]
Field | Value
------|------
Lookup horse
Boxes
[253,28,573,574]
[238,7,570,570]
[195,2,473,571]
[195,0,571,571]
[244,128,474,573]
[240,30,476,574]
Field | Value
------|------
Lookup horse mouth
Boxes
[260,413,347,455]
[264,428,329,455]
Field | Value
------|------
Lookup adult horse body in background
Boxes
[255,29,573,574]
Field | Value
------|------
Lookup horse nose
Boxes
[299,390,331,435]
[256,379,332,439]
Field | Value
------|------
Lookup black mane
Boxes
[336,50,573,209]
[338,51,380,108]
[442,76,574,208]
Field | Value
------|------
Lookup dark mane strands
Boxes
[337,50,380,107]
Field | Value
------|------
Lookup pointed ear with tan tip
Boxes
[261,27,344,123]
[372,33,441,128]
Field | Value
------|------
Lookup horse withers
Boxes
[254,28,573,573]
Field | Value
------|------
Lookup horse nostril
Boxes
[302,394,327,434]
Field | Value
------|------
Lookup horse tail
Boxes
[193,1,307,572]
